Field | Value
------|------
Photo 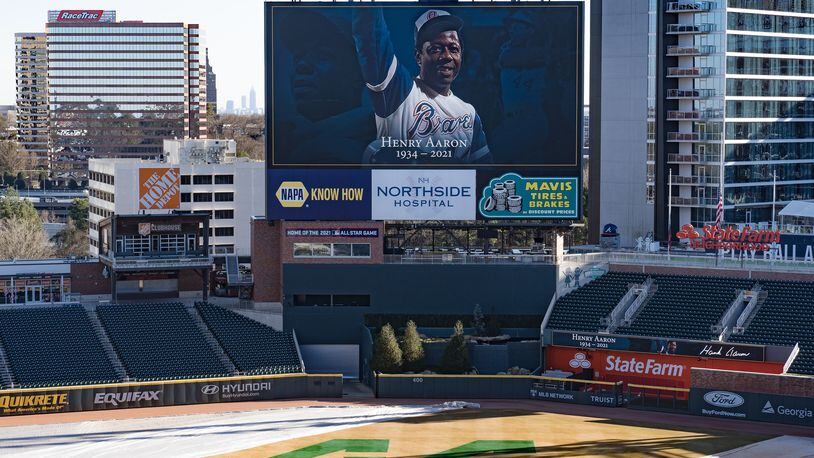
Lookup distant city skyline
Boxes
[0,0,264,112]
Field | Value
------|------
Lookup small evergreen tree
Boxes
[440,320,470,374]
[371,323,402,373]
[472,304,486,336]
[401,320,425,372]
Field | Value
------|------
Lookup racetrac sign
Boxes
[139,168,181,210]
[676,224,780,251]
[55,10,104,22]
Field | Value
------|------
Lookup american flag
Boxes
[715,193,723,227]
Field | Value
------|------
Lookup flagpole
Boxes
[772,170,777,231]
[668,169,672,255]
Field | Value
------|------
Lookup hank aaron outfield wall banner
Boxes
[265,3,583,220]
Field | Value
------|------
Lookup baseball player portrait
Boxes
[352,8,492,164]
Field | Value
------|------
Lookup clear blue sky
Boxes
[1,0,589,110]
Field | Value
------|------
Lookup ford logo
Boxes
[201,385,220,395]
[703,391,744,408]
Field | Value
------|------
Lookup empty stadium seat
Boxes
[0,305,120,388]
[616,275,753,341]
[547,271,648,332]
[97,302,231,380]
[196,303,302,375]
[730,280,814,375]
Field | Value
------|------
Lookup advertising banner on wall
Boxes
[371,170,476,221]
[690,388,814,427]
[552,331,767,362]
[265,3,583,221]
[139,167,181,210]
[479,173,578,219]
[267,169,372,220]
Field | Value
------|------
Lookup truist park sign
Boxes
[55,10,104,22]
[676,224,780,252]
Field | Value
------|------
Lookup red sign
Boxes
[676,223,780,251]
[547,346,784,389]
[55,10,104,22]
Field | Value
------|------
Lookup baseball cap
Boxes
[414,9,463,47]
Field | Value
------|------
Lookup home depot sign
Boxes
[676,224,780,251]
[139,168,181,210]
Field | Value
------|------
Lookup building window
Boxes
[181,192,191,203]
[214,174,234,185]
[193,175,212,185]
[293,243,371,258]
[214,209,233,219]
[293,294,370,307]
[214,227,234,237]
[214,192,234,202]
[193,192,212,202]
[181,175,191,185]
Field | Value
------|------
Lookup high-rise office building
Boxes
[225,100,235,114]
[206,49,217,115]
[241,95,247,113]
[42,9,207,184]
[592,0,814,245]
[14,33,49,164]
[249,87,257,114]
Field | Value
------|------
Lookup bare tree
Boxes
[52,219,88,257]
[0,140,31,178]
[0,217,54,260]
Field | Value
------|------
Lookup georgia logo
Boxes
[569,353,591,369]
[275,181,309,208]
[676,223,701,239]
[201,385,220,395]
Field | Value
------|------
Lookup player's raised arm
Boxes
[352,8,412,117]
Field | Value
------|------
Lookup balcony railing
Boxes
[667,132,723,142]
[667,109,723,120]
[671,175,720,185]
[666,88,717,99]
[667,66,715,77]
[666,1,713,13]
[670,196,720,206]
[667,153,721,163]
[666,45,716,56]
[100,250,213,271]
[666,23,715,34]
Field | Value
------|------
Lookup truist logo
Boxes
[57,10,103,22]
[676,223,780,252]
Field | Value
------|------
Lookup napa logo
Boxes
[276,181,309,208]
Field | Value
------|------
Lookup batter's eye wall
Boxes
[282,263,557,345]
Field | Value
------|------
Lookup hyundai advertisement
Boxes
[265,3,583,220]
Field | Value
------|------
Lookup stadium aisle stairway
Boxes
[547,271,647,332]
[0,305,120,388]
[730,280,814,375]
[196,303,303,375]
[97,302,232,380]
[616,275,754,341]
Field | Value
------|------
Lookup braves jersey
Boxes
[352,10,490,164]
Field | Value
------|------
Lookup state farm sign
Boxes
[55,10,103,22]
[139,168,181,210]
[676,224,780,252]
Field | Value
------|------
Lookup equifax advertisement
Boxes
[371,170,475,220]
[479,173,578,219]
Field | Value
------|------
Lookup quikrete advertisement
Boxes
[479,173,578,219]
[552,331,767,362]
[267,169,372,220]
[0,393,69,415]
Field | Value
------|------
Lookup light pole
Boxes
[771,170,777,231]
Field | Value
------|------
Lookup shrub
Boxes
[440,320,470,374]
[371,323,402,373]
[401,320,425,372]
